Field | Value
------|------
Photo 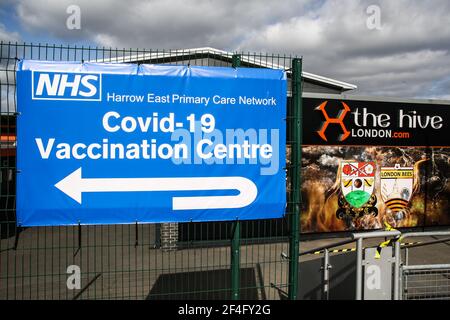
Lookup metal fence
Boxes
[0,42,302,300]
[296,229,450,300]
[398,231,450,300]
[401,265,450,300]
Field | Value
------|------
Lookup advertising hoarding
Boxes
[301,96,450,233]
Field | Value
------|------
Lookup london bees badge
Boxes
[336,161,378,219]
[381,164,414,215]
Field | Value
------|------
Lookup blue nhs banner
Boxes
[16,60,287,226]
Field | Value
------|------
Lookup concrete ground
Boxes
[0,224,290,300]
[1,226,450,300]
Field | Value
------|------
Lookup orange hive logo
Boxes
[316,101,350,142]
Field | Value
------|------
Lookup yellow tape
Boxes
[375,222,403,259]
[308,241,419,256]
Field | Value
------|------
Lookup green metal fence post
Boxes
[288,57,303,300]
[231,220,241,299]
[230,54,241,300]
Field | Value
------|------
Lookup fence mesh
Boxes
[0,42,298,300]
[402,267,450,300]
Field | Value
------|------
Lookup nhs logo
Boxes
[32,71,102,101]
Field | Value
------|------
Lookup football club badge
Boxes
[341,161,376,208]
[381,164,414,213]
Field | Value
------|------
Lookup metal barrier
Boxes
[299,231,401,300]
[0,42,302,300]
[299,229,450,300]
[352,230,401,300]
[299,237,356,300]
[401,264,450,300]
[397,231,450,300]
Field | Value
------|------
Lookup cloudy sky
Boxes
[1,0,449,99]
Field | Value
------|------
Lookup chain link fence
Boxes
[0,42,301,300]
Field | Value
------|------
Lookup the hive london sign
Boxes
[16,60,287,226]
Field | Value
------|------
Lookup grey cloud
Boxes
[238,0,450,98]
[7,0,450,99]
[14,0,311,49]
[0,23,21,43]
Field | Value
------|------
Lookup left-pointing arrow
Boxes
[54,167,258,210]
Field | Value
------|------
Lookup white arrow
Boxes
[54,167,258,210]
